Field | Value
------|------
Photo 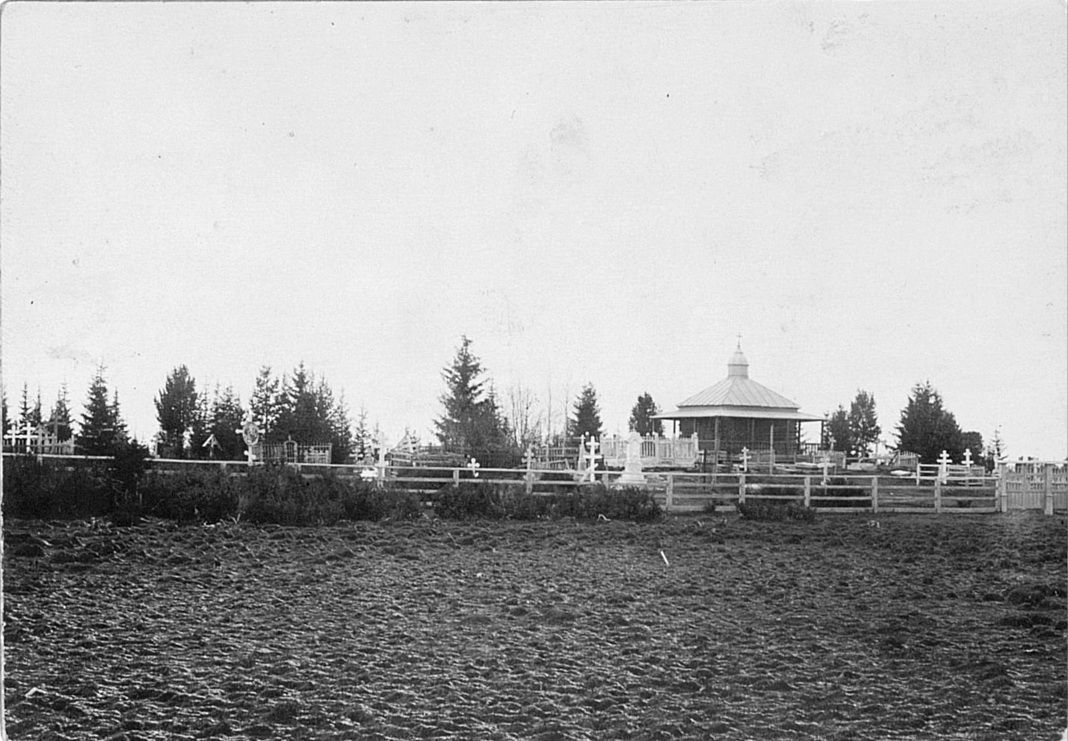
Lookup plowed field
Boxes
[3,512,1066,739]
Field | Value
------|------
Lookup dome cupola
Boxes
[727,342,749,378]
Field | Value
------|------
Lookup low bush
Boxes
[431,482,662,522]
[141,467,239,523]
[241,465,346,526]
[433,482,506,520]
[342,482,423,521]
[738,500,817,522]
[2,455,114,519]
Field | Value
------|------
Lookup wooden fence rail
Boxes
[4,454,1064,515]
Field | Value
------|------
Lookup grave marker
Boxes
[937,449,951,484]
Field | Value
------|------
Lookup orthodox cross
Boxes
[585,436,601,482]
[937,449,951,484]
[962,448,973,467]
[740,446,750,473]
[820,451,831,485]
[468,457,481,478]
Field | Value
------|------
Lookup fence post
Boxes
[996,465,1007,512]
[1044,464,1054,516]
[666,474,674,511]
[803,476,811,507]
[453,468,460,488]
[738,473,746,505]
[934,478,942,513]
[871,476,879,513]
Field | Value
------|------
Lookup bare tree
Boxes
[507,382,544,449]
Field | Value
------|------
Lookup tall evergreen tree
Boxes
[155,365,199,458]
[326,388,354,463]
[47,384,74,440]
[435,336,511,455]
[826,405,852,454]
[110,390,129,445]
[353,406,372,463]
[30,387,44,429]
[17,383,31,431]
[188,392,212,458]
[276,362,322,443]
[76,366,126,456]
[1,385,9,437]
[895,381,964,463]
[568,383,603,441]
[628,392,663,436]
[249,365,282,436]
[208,385,245,460]
[847,390,881,457]
[985,427,1006,470]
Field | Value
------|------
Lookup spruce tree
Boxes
[30,387,43,429]
[847,390,881,457]
[76,366,126,456]
[17,383,31,431]
[826,406,852,454]
[155,365,199,458]
[48,384,74,440]
[895,381,964,463]
[569,383,603,441]
[208,385,245,460]
[276,362,320,443]
[435,336,512,456]
[352,407,372,463]
[250,365,282,436]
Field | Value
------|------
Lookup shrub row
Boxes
[737,500,817,522]
[3,459,661,525]
[431,482,661,522]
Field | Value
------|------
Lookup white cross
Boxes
[585,437,601,482]
[962,448,973,467]
[820,451,831,485]
[740,447,750,473]
[468,457,480,478]
[523,446,536,472]
[937,449,951,483]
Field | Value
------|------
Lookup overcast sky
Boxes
[2,1,1066,459]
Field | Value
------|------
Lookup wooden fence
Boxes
[5,454,1064,515]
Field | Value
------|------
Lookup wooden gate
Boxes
[999,463,1068,513]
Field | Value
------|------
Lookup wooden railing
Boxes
[6,453,1063,515]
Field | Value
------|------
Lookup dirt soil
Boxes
[3,512,1066,740]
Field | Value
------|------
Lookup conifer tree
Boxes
[895,381,964,463]
[47,384,74,440]
[76,366,127,456]
[569,383,603,441]
[628,392,663,436]
[847,390,881,457]
[352,407,373,463]
[435,336,512,456]
[30,387,43,429]
[17,383,31,431]
[250,365,282,436]
[1,385,9,437]
[155,365,199,458]
[208,385,245,460]
[826,406,852,454]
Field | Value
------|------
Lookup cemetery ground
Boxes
[3,511,1066,740]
